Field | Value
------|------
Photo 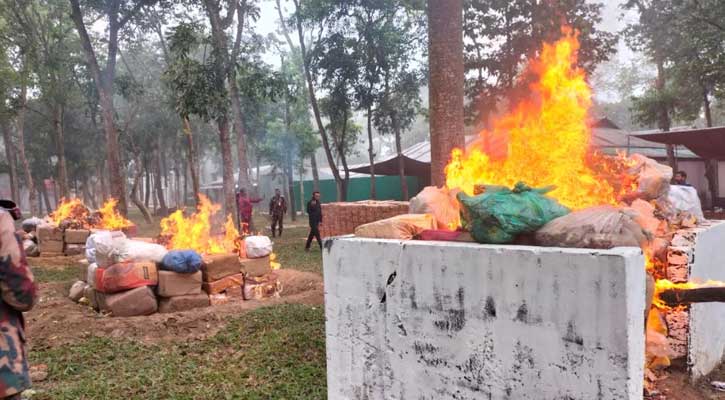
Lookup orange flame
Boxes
[49,198,88,226]
[445,28,632,210]
[653,279,725,310]
[270,253,281,270]
[159,194,240,255]
[97,198,133,230]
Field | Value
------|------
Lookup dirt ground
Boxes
[648,360,725,399]
[26,267,324,350]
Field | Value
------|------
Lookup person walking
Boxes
[305,191,323,251]
[269,189,287,238]
[0,200,38,400]
[236,188,262,233]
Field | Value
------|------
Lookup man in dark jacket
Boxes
[269,189,287,238]
[305,191,323,251]
[0,200,38,399]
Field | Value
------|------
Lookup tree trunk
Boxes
[69,0,127,215]
[1,120,19,203]
[15,71,38,216]
[53,103,69,198]
[292,0,344,191]
[131,157,153,223]
[367,107,377,199]
[218,118,236,218]
[37,188,44,216]
[175,157,181,208]
[654,54,676,171]
[230,78,251,190]
[394,116,409,200]
[299,165,305,213]
[183,117,201,205]
[98,162,108,203]
[702,86,719,207]
[85,176,98,209]
[40,182,52,213]
[144,162,151,208]
[428,0,465,187]
[310,153,320,192]
[154,138,168,216]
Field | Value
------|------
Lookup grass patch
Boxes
[30,266,78,284]
[30,304,326,400]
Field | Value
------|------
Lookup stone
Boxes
[37,225,63,241]
[158,293,210,313]
[68,281,86,302]
[243,273,281,300]
[201,254,240,282]
[202,273,243,295]
[157,271,202,297]
[240,256,270,277]
[667,246,693,265]
[104,286,157,317]
[64,229,90,244]
[39,240,63,254]
[323,237,646,400]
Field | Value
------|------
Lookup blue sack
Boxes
[160,250,203,273]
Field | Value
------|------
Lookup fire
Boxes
[159,194,241,255]
[270,253,281,270]
[445,28,631,210]
[49,198,88,226]
[97,198,133,230]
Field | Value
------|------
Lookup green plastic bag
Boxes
[457,182,570,244]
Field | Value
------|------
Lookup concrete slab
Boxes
[323,238,645,400]
[687,221,725,379]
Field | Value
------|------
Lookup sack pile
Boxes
[70,232,282,316]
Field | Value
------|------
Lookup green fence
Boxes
[290,175,420,213]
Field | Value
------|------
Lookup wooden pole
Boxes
[659,287,725,307]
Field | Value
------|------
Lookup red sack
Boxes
[95,261,159,294]
[418,229,474,242]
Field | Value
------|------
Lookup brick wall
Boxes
[319,201,409,238]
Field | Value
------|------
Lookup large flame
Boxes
[97,198,133,230]
[445,28,628,210]
[653,279,725,310]
[49,198,88,226]
[159,194,240,255]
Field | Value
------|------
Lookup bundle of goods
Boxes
[319,201,410,238]
[69,233,282,317]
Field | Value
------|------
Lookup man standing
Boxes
[236,189,263,233]
[0,200,38,400]
[305,191,323,251]
[269,189,287,238]
[673,171,692,186]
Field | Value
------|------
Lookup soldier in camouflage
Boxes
[0,200,38,399]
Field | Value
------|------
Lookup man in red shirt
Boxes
[236,189,262,233]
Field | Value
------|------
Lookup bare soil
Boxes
[26,268,324,350]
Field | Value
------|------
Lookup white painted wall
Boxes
[324,238,645,400]
[687,221,725,379]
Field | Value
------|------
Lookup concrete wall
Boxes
[324,238,645,400]
[688,221,725,379]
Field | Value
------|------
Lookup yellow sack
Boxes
[354,214,435,240]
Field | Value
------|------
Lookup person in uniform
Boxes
[269,189,287,238]
[0,200,38,400]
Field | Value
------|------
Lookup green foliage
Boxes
[464,0,617,123]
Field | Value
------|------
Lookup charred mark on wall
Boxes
[484,296,497,319]
[380,271,397,304]
[515,302,528,323]
[323,238,334,252]
[413,341,445,367]
[563,321,584,346]
[434,309,466,332]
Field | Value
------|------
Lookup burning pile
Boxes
[48,198,134,231]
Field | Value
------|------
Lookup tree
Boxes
[464,0,616,124]
[69,0,162,216]
[428,0,465,187]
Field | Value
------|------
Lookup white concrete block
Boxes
[687,221,725,379]
[323,238,645,400]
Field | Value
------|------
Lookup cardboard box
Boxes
[209,293,230,306]
[105,286,157,317]
[65,229,90,244]
[157,271,202,297]
[202,273,243,295]
[37,225,63,241]
[225,285,243,298]
[39,240,64,254]
[240,256,270,277]
[158,293,210,313]
[96,262,158,294]
[243,273,282,300]
[40,251,64,257]
[64,244,85,256]
[201,254,240,282]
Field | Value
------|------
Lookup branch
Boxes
[118,0,160,29]
[220,0,238,30]
[69,0,105,92]
[231,0,247,67]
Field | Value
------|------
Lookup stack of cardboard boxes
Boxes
[37,225,90,256]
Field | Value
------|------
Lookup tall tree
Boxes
[69,0,161,215]
[428,0,465,187]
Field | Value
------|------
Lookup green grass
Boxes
[29,304,326,400]
[30,266,78,284]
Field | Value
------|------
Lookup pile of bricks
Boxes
[37,225,90,257]
[319,201,410,238]
[663,229,697,358]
